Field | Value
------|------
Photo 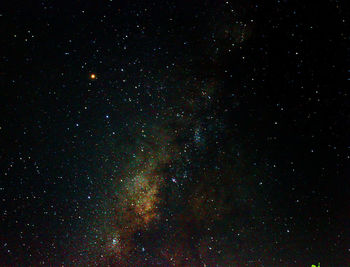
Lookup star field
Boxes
[0,1,349,266]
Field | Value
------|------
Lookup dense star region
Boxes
[0,1,349,266]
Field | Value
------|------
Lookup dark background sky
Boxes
[0,0,349,266]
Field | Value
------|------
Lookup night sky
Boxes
[0,1,349,266]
